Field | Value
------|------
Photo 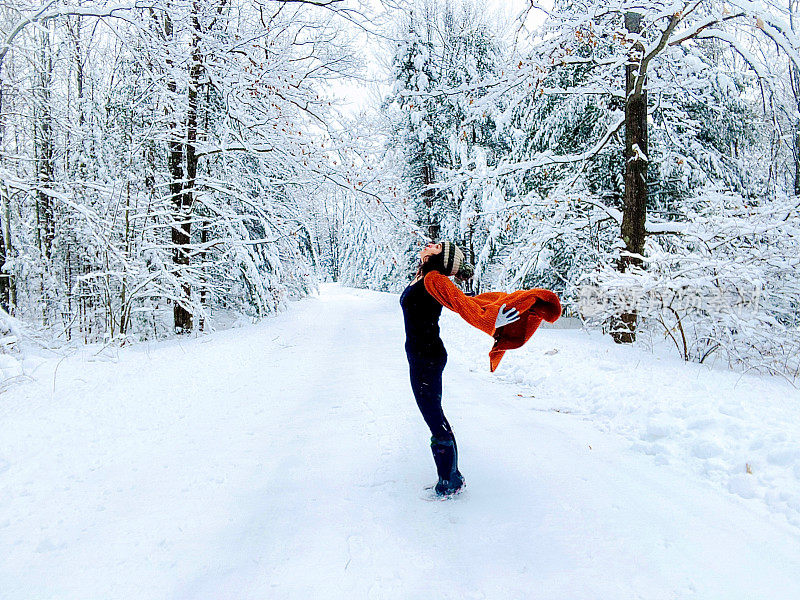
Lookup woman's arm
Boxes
[423,271,497,336]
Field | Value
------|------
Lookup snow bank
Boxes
[0,308,23,388]
[440,310,800,530]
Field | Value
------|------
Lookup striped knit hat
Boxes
[441,241,473,279]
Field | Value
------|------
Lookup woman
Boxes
[399,241,521,497]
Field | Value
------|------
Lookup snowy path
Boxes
[2,284,800,599]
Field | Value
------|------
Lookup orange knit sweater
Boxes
[423,271,562,372]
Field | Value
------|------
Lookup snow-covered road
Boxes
[2,283,799,599]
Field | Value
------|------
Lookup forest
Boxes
[1,0,799,379]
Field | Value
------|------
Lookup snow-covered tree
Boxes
[0,0,361,340]
[494,0,800,372]
[381,0,507,291]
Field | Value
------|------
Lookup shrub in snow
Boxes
[580,190,800,378]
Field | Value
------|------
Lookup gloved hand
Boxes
[494,304,520,329]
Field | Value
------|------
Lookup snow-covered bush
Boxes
[581,190,800,377]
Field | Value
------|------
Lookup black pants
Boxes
[407,351,453,441]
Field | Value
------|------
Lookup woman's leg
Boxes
[407,353,451,440]
[408,353,464,494]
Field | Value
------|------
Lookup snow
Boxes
[468,321,800,532]
[0,353,22,380]
[2,283,800,599]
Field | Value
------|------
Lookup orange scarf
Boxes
[423,271,562,372]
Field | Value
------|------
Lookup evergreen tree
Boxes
[390,3,446,240]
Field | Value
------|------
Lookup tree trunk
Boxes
[198,218,209,331]
[792,2,800,196]
[612,12,648,344]
[164,11,193,333]
[792,68,800,195]
[67,16,87,179]
[0,63,10,312]
[422,162,439,239]
[466,220,475,294]
[795,127,800,196]
[198,65,210,331]
[0,181,12,313]
[35,25,55,261]
[120,181,132,336]
[179,3,203,333]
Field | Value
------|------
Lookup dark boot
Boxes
[430,436,465,496]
